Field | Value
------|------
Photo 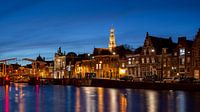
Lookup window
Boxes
[162,48,167,54]
[151,58,155,63]
[174,52,177,56]
[187,57,190,63]
[163,63,166,67]
[99,64,102,69]
[180,68,185,72]
[144,50,146,55]
[180,48,185,56]
[179,58,185,65]
[122,63,125,68]
[146,58,149,63]
[142,58,145,64]
[96,64,98,69]
[128,61,131,65]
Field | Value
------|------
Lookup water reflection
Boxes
[0,84,200,112]
[36,85,39,112]
[97,87,104,112]
[109,89,118,112]
[5,85,9,112]
[146,90,158,112]
[75,87,80,112]
[176,91,186,112]
[83,87,96,112]
[120,92,127,112]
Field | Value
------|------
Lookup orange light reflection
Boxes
[75,87,80,112]
[5,85,9,112]
[120,93,127,112]
[98,87,104,112]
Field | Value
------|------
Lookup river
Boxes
[0,83,200,112]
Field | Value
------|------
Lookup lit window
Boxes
[174,52,177,56]
[151,58,155,63]
[180,48,185,56]
[122,63,125,68]
[181,58,185,65]
[142,58,145,63]
[99,64,102,69]
[144,50,146,55]
[96,64,98,69]
[146,58,149,63]
[128,61,131,65]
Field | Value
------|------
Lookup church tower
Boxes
[108,26,116,51]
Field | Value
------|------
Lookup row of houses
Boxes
[127,29,200,79]
[7,27,200,80]
[53,28,200,80]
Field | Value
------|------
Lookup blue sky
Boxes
[0,0,200,62]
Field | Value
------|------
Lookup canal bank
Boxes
[2,77,200,91]
[34,78,200,91]
[91,79,200,91]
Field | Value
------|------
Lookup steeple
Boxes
[56,47,64,56]
[146,32,149,37]
[58,47,61,53]
[108,26,116,51]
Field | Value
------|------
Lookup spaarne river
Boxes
[0,83,200,112]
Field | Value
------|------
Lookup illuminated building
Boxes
[108,26,116,52]
[91,27,119,78]
[93,53,119,78]
[54,47,66,78]
[75,59,95,78]
[172,37,193,77]
[74,27,132,79]
[126,32,176,79]
[66,52,78,78]
[192,29,200,79]
[126,47,142,77]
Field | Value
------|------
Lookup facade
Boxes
[126,48,142,77]
[74,54,94,78]
[94,54,119,78]
[66,52,78,78]
[126,32,176,79]
[192,29,200,79]
[53,47,66,78]
[172,37,193,77]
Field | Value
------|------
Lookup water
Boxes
[0,83,200,112]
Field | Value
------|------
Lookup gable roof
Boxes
[93,48,112,55]
[149,36,176,54]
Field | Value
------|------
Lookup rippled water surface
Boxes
[0,83,200,112]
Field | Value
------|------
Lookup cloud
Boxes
[0,0,43,19]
